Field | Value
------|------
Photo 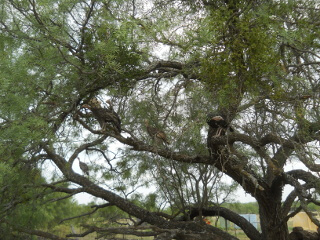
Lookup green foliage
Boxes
[0,162,53,237]
[1,0,320,238]
[200,2,277,103]
[0,162,88,238]
[189,0,320,110]
[306,203,320,212]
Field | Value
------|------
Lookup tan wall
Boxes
[289,212,318,231]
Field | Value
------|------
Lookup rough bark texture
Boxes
[289,227,319,240]
[258,195,289,240]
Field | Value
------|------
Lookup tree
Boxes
[0,0,320,240]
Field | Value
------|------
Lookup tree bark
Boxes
[257,187,289,240]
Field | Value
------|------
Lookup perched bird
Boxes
[78,158,89,176]
[206,112,233,158]
[145,119,170,145]
[82,98,121,133]
[206,113,233,137]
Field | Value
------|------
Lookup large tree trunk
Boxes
[258,189,289,240]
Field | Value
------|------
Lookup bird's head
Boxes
[81,98,101,109]
[105,99,114,110]
[212,115,224,121]
[206,113,224,123]
[144,119,149,126]
[89,98,102,108]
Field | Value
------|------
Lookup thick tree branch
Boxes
[281,190,299,219]
[282,170,320,227]
[182,206,261,240]
[41,144,237,240]
[286,170,320,187]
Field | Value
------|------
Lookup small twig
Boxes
[60,203,113,224]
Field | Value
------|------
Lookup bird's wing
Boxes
[147,126,158,137]
[156,131,169,144]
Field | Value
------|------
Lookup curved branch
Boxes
[114,134,211,164]
[136,60,198,81]
[42,183,84,194]
[86,147,118,172]
[281,171,320,221]
[184,206,261,240]
[60,203,114,224]
[286,170,320,186]
[114,133,266,194]
[299,198,320,227]
[42,145,238,240]
[295,147,320,171]
[281,205,303,227]
[68,134,109,165]
[283,170,320,226]
[281,189,298,219]
[77,225,158,237]
[66,226,95,238]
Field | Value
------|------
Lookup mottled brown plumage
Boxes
[82,98,121,133]
[206,113,233,137]
[206,113,233,158]
[145,120,169,144]
[78,158,89,176]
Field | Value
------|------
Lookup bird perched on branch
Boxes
[144,119,170,145]
[206,112,233,137]
[81,98,121,133]
[78,158,89,176]
[206,112,233,158]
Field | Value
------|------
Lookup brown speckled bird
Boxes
[82,98,121,133]
[145,119,170,145]
[206,112,233,137]
[206,112,233,158]
[78,158,89,176]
